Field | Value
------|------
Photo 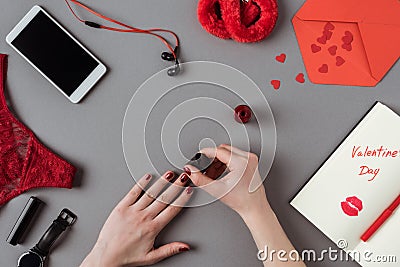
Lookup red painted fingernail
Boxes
[183,167,191,176]
[186,186,193,194]
[179,247,190,252]
[145,174,151,180]
[165,171,174,181]
[181,173,189,183]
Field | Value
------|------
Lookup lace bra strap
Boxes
[0,54,7,109]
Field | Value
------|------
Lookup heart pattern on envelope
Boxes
[292,0,400,86]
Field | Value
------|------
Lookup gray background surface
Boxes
[0,0,398,266]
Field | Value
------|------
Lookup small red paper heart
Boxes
[295,73,305,83]
[324,22,335,31]
[275,53,286,63]
[336,56,345,66]
[318,64,329,73]
[328,45,337,56]
[270,80,281,90]
[317,35,327,44]
[323,30,333,40]
[342,43,352,51]
[311,44,322,53]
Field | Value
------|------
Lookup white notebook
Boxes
[291,102,400,266]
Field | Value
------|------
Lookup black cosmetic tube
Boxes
[7,196,44,246]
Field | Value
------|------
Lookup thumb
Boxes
[146,242,190,264]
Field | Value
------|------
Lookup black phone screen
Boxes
[11,10,99,96]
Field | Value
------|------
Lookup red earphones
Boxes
[64,0,181,76]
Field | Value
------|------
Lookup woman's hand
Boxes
[184,144,271,220]
[80,172,193,267]
[185,145,305,266]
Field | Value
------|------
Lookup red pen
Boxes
[361,194,400,242]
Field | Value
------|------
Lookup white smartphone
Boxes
[6,5,106,103]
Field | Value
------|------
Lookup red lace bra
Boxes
[0,54,76,205]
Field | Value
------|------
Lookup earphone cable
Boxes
[64,0,179,59]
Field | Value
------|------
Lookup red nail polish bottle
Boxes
[187,153,226,180]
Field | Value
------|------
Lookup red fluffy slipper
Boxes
[222,0,278,42]
[198,0,231,39]
[197,0,278,43]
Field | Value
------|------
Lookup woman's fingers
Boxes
[200,146,242,171]
[154,186,193,228]
[118,174,152,207]
[134,171,175,210]
[145,242,190,265]
[184,165,214,187]
[145,173,190,217]
[183,165,226,199]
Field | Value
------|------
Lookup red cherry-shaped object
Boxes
[234,105,252,123]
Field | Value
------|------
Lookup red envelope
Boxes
[292,0,400,86]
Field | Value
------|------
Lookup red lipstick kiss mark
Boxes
[328,45,337,56]
[270,80,281,90]
[341,196,363,216]
[275,53,286,63]
[311,44,322,53]
[295,73,305,83]
[318,64,329,73]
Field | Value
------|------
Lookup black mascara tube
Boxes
[7,196,43,246]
